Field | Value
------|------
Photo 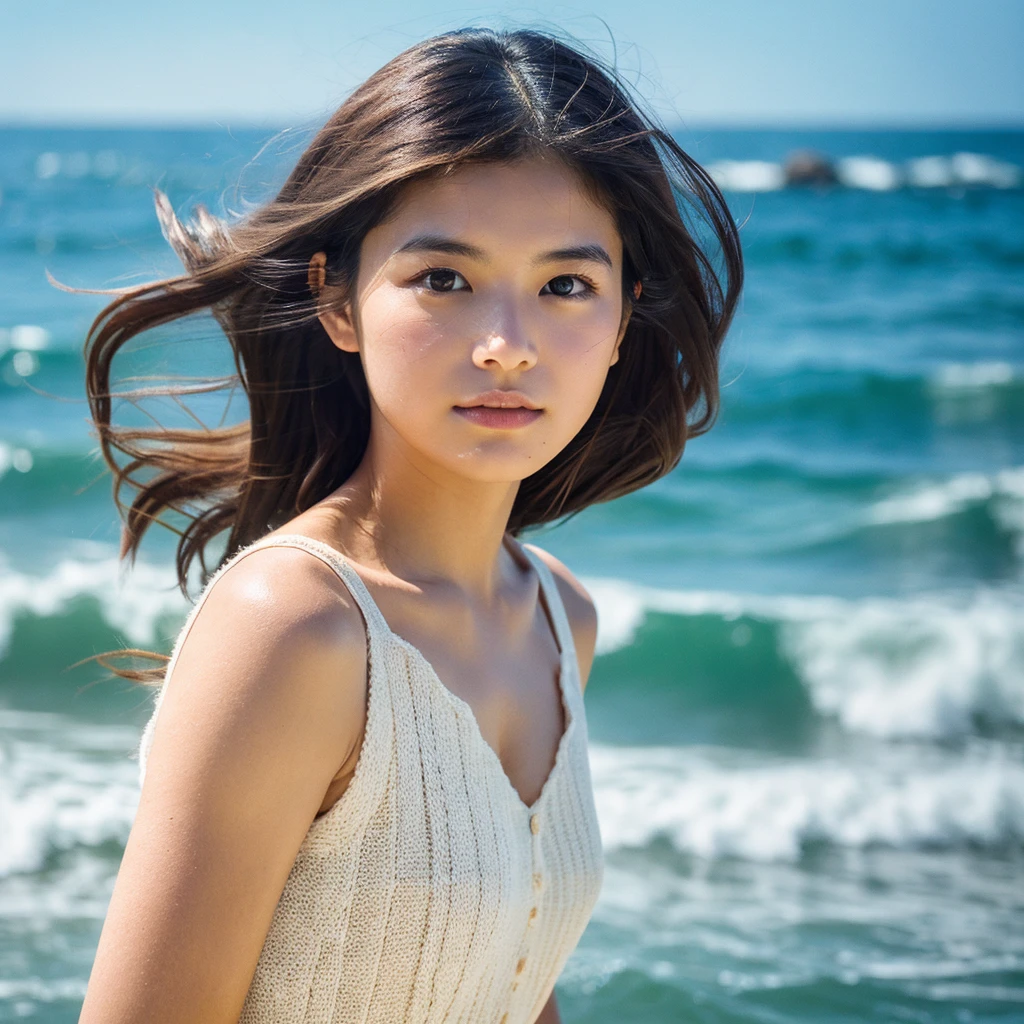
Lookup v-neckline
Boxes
[271,532,576,817]
[385,625,575,816]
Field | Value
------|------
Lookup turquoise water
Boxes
[0,125,1022,1022]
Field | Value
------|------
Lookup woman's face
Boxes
[315,154,630,483]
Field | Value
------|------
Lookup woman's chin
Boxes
[437,444,560,483]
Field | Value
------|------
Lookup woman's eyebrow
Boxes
[533,244,613,269]
[394,234,485,260]
[393,235,613,270]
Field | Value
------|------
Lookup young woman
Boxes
[76,27,742,1024]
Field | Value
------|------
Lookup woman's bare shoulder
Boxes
[80,543,371,1022]
[198,541,368,649]
[521,542,599,691]
[173,541,371,767]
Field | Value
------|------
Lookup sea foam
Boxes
[0,709,140,878]
[589,741,1024,862]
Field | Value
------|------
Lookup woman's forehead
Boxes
[368,156,622,262]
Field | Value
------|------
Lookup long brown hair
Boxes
[72,27,743,685]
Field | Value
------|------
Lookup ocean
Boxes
[0,124,1021,1022]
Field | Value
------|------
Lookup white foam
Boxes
[582,579,650,655]
[9,324,50,351]
[0,977,88,1002]
[589,741,1024,862]
[35,152,60,180]
[682,152,1023,194]
[779,589,1024,738]
[0,709,141,878]
[950,152,1022,189]
[932,361,1016,390]
[0,442,31,479]
[836,156,901,191]
[11,350,39,377]
[705,160,786,193]
[901,153,1023,190]
[31,149,130,183]
[865,470,999,525]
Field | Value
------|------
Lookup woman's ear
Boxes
[308,251,359,353]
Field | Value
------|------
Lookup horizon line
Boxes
[1,116,1022,134]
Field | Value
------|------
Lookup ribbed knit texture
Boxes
[136,533,605,1023]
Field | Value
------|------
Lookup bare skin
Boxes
[79,155,629,1023]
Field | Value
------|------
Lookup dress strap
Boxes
[520,543,579,678]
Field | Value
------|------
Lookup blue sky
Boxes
[3,0,1022,127]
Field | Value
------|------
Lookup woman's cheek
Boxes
[360,297,451,402]
[558,314,619,375]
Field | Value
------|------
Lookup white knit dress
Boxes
[136,532,605,1023]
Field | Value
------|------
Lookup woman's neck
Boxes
[307,430,525,604]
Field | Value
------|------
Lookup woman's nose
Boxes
[470,317,538,372]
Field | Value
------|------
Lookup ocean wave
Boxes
[0,441,35,477]
[865,466,1024,533]
[27,148,250,192]
[34,149,126,181]
[584,579,1024,740]
[590,741,1024,862]
[786,293,1024,332]
[0,551,186,661]
[3,227,163,257]
[779,589,1024,739]
[0,709,140,878]
[0,443,117,506]
[707,152,1022,193]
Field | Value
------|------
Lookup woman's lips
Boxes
[453,406,544,429]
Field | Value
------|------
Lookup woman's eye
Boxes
[541,275,590,298]
[420,268,469,292]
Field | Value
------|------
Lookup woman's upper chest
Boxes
[316,553,574,819]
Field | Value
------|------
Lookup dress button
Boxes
[530,812,540,834]
[528,906,538,921]
[499,1015,508,1024]
[532,871,543,890]
[516,956,527,974]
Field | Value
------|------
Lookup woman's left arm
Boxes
[535,990,562,1023]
